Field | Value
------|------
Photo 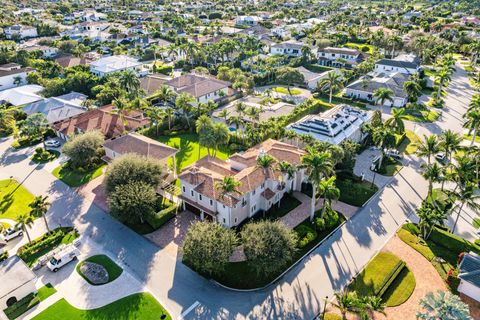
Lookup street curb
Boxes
[211,220,347,292]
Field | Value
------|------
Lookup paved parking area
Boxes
[144,210,199,259]
[76,175,109,212]
[354,148,395,189]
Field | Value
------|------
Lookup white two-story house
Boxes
[164,74,231,105]
[0,63,34,91]
[4,25,37,40]
[178,139,307,228]
[90,55,148,77]
[374,54,420,76]
[270,40,316,58]
[317,47,365,69]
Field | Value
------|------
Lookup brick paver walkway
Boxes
[279,191,311,228]
[76,174,108,212]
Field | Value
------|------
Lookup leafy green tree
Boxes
[0,110,16,136]
[276,67,305,95]
[29,195,51,232]
[241,220,297,277]
[182,221,238,276]
[62,131,105,170]
[416,290,471,320]
[105,153,163,194]
[108,181,157,224]
[21,113,49,147]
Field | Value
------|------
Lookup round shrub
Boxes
[315,217,326,231]
[296,224,317,248]
[62,131,105,170]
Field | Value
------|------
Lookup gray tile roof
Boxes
[376,58,419,69]
[22,92,88,123]
[346,72,408,98]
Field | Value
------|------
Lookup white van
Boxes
[47,245,80,272]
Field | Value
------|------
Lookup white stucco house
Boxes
[235,16,261,26]
[269,40,316,58]
[345,72,409,107]
[0,63,34,91]
[90,55,148,77]
[288,104,373,145]
[4,25,38,39]
[374,54,420,76]
[178,139,307,228]
[458,252,480,302]
[164,74,231,105]
[23,45,59,58]
[0,256,37,310]
[317,47,365,69]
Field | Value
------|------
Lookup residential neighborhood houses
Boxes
[0,0,479,319]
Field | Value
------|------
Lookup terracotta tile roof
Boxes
[103,132,178,160]
[53,104,150,139]
[261,188,276,200]
[179,139,305,208]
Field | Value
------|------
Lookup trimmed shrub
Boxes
[17,228,74,261]
[315,217,326,231]
[146,205,178,229]
[296,224,318,248]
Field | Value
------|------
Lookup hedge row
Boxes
[377,262,406,297]
[146,205,178,230]
[3,292,39,320]
[17,227,72,259]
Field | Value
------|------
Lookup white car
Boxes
[435,153,448,164]
[47,245,80,272]
[45,139,61,148]
[1,226,23,242]
[385,149,403,160]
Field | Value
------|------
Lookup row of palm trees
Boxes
[16,195,51,244]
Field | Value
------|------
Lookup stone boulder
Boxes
[80,262,109,284]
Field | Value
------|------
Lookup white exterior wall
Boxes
[0,72,28,91]
[0,279,36,309]
[270,46,302,57]
[374,63,418,75]
[345,88,406,107]
[318,51,359,64]
[5,27,38,39]
[195,87,228,104]
[458,280,480,302]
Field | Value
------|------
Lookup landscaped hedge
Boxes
[429,227,480,254]
[146,205,178,230]
[3,292,38,320]
[377,262,406,297]
[314,92,367,109]
[17,227,73,260]
[296,224,317,248]
[305,64,334,73]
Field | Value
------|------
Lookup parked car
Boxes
[1,225,23,242]
[47,245,80,272]
[45,139,61,148]
[370,156,381,171]
[435,153,448,164]
[385,149,403,160]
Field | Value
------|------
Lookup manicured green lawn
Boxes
[250,193,301,222]
[0,179,35,220]
[344,42,375,54]
[76,255,123,285]
[153,132,231,171]
[52,163,105,187]
[273,87,302,95]
[378,157,402,176]
[404,110,439,123]
[337,175,378,207]
[382,267,416,307]
[397,130,420,154]
[3,283,56,320]
[32,293,171,320]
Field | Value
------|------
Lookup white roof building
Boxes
[288,104,373,145]
[90,55,147,77]
[0,84,44,106]
[0,256,37,310]
[22,92,88,124]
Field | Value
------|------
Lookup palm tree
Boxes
[439,130,462,162]
[363,295,386,316]
[217,109,230,123]
[385,107,407,134]
[331,291,359,320]
[150,44,160,64]
[451,183,480,233]
[164,106,175,131]
[119,69,141,98]
[318,71,344,104]
[235,102,247,118]
[112,97,131,133]
[17,213,34,243]
[373,87,394,112]
[215,176,242,200]
[372,125,396,169]
[403,80,422,103]
[147,107,166,135]
[29,195,50,232]
[435,67,452,99]
[417,200,447,239]
[415,135,440,165]
[387,35,402,57]
[464,109,480,146]
[277,161,295,191]
[256,153,276,174]
[228,115,243,130]
[318,176,340,218]
[175,92,195,128]
[301,150,335,221]
[422,163,443,197]
[153,85,176,105]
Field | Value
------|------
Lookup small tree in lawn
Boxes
[276,67,305,96]
[105,153,163,194]
[17,213,34,244]
[21,113,49,147]
[108,181,158,224]
[29,195,51,233]
[241,220,297,277]
[62,131,105,170]
[182,221,238,276]
[416,290,471,320]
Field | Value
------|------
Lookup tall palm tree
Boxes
[415,135,440,165]
[301,150,335,221]
[422,163,443,197]
[217,109,230,123]
[464,109,480,146]
[215,176,242,200]
[164,106,175,131]
[175,92,195,128]
[373,87,394,111]
[417,200,447,239]
[153,85,176,105]
[435,67,452,98]
[119,69,141,98]
[385,107,407,134]
[235,102,247,118]
[318,71,344,104]
[17,213,34,243]
[439,130,462,161]
[331,291,359,320]
[403,80,422,103]
[387,35,403,57]
[29,195,50,232]
[277,160,295,191]
[112,97,131,133]
[147,107,166,135]
[372,125,396,169]
[318,176,340,218]
[451,183,480,233]
[228,115,243,130]
[256,154,276,174]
